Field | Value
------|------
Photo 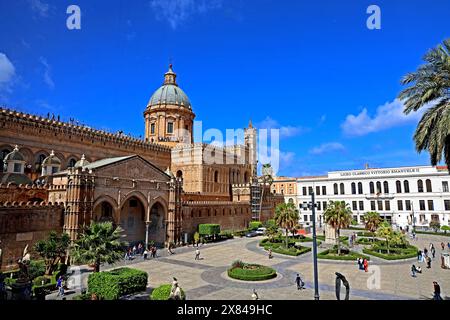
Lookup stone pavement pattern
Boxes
[95,232,450,300]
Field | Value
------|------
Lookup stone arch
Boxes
[244,171,250,184]
[93,195,119,224]
[148,200,167,246]
[34,150,50,172]
[120,193,148,244]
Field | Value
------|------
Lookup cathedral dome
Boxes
[75,154,90,168]
[147,65,192,110]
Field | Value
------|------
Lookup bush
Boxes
[198,224,221,236]
[150,284,186,300]
[33,282,57,299]
[363,245,418,260]
[356,231,376,237]
[227,262,277,281]
[4,277,17,286]
[249,221,263,230]
[88,268,148,300]
[33,276,51,286]
[271,246,311,256]
[233,229,250,237]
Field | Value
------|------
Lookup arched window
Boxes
[351,182,356,195]
[369,182,375,194]
[358,182,363,194]
[396,180,402,193]
[244,171,249,184]
[68,158,77,168]
[417,179,424,193]
[333,183,338,195]
[214,171,219,183]
[426,179,432,192]
[383,181,389,194]
[404,180,410,193]
[288,198,294,204]
[376,181,382,194]
[176,170,183,179]
[340,183,345,195]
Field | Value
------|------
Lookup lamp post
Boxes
[411,202,416,232]
[304,192,320,300]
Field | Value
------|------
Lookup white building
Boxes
[276,165,450,229]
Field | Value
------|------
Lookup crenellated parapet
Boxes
[0,200,64,208]
[0,107,171,153]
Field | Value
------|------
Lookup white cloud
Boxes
[256,117,308,139]
[149,0,222,30]
[29,0,50,17]
[39,57,54,90]
[309,142,345,155]
[341,99,424,137]
[0,53,16,92]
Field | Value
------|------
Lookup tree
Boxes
[274,202,299,248]
[34,231,70,275]
[430,220,441,232]
[398,39,450,169]
[363,211,382,242]
[265,224,279,242]
[71,222,127,273]
[376,221,394,254]
[323,201,352,255]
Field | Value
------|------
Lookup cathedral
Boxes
[0,65,282,271]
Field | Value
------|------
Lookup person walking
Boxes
[426,256,432,269]
[132,245,137,256]
[411,265,417,278]
[195,248,200,260]
[431,246,436,259]
[56,276,65,297]
[417,250,422,262]
[143,249,148,260]
[268,248,273,259]
[252,289,259,300]
[441,242,445,251]
[433,281,443,300]
[295,274,305,290]
[363,258,369,272]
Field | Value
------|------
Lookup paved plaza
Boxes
[96,231,449,300]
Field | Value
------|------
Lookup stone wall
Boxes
[0,183,48,203]
[0,203,64,271]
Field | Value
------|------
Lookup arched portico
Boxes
[147,201,167,247]
[92,195,119,226]
[120,195,147,244]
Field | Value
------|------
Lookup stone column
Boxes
[324,223,337,245]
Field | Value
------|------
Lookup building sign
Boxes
[338,168,420,177]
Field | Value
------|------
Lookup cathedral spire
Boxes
[164,64,177,85]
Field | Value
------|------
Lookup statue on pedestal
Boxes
[11,245,32,300]
[325,223,337,245]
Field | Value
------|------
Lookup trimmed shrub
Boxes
[233,229,250,237]
[150,284,186,300]
[363,245,418,260]
[88,268,148,300]
[249,221,263,230]
[4,278,17,286]
[356,231,376,237]
[29,260,46,280]
[415,230,450,237]
[33,276,51,286]
[198,224,221,236]
[227,262,277,281]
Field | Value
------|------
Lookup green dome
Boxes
[3,146,25,162]
[42,150,61,166]
[149,84,191,109]
[148,64,192,109]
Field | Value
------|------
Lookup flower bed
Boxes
[227,261,277,281]
[259,238,312,256]
[363,245,418,260]
[150,284,186,300]
[318,249,370,261]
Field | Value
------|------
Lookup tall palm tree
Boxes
[275,202,299,248]
[323,201,352,255]
[71,222,127,272]
[398,39,450,169]
[363,211,382,242]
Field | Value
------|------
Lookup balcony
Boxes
[364,193,395,200]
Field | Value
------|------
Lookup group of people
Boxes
[124,243,158,261]
[417,243,437,269]
[357,257,369,272]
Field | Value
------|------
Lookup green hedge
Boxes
[88,268,148,300]
[249,221,263,230]
[415,230,450,237]
[363,245,418,260]
[228,263,277,281]
[259,238,312,256]
[318,249,370,261]
[198,224,221,236]
[356,231,376,237]
[234,229,250,237]
[150,284,186,300]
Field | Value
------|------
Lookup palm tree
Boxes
[363,211,382,242]
[398,39,450,169]
[274,202,299,248]
[323,201,352,255]
[376,221,393,254]
[71,222,127,272]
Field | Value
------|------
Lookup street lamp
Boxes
[303,192,320,300]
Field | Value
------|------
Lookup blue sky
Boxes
[1,0,449,176]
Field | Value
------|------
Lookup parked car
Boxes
[245,231,258,237]
[255,227,267,235]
